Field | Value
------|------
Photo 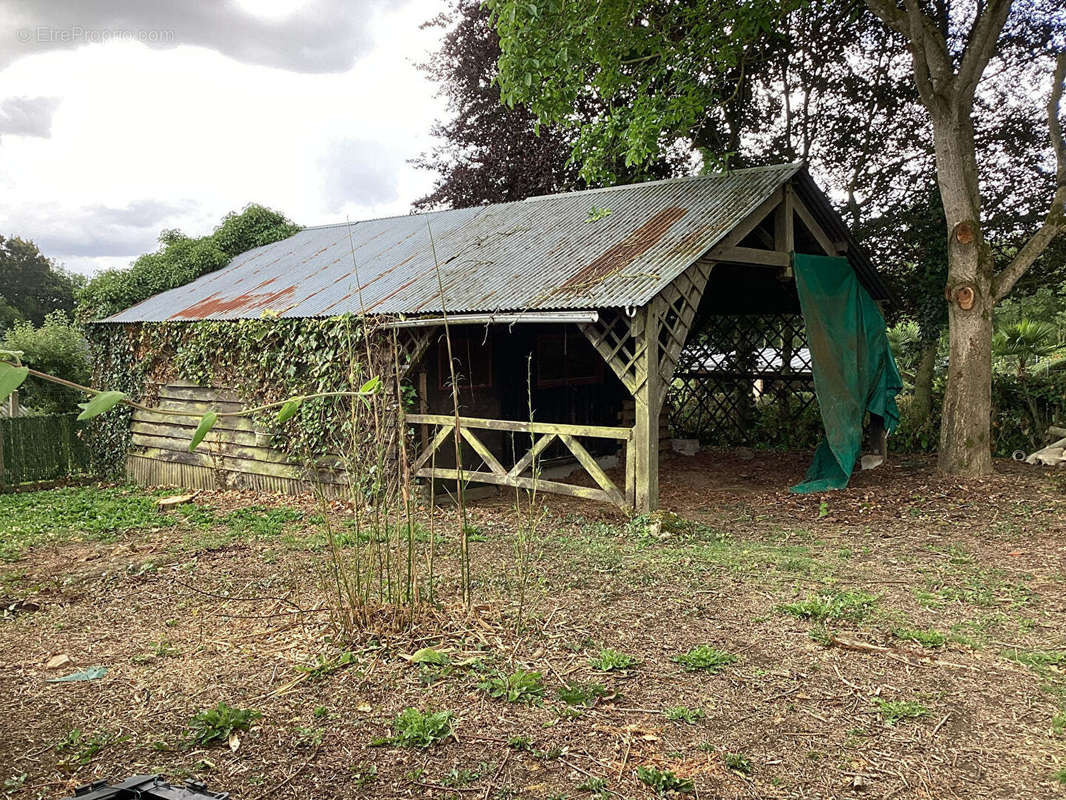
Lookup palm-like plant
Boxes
[992,319,1060,377]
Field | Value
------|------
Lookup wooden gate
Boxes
[407,414,634,510]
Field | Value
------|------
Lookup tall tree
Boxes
[861,2,1065,475]
[0,235,81,328]
[412,0,582,209]
[489,0,1066,475]
[414,0,689,211]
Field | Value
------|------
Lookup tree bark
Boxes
[912,338,938,420]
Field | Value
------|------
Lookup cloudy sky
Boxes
[0,0,447,275]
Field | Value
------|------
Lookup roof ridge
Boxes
[520,161,805,203]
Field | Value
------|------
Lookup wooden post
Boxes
[633,306,661,513]
[775,185,795,279]
[7,390,18,419]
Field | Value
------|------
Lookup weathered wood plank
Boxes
[131,420,259,445]
[130,432,294,465]
[558,433,624,506]
[415,466,619,507]
[407,413,630,441]
[792,193,838,256]
[460,427,507,475]
[507,433,556,478]
[411,423,454,472]
[710,245,790,268]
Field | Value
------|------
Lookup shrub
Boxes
[2,311,89,413]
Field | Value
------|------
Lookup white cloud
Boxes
[0,0,446,274]
[0,95,61,136]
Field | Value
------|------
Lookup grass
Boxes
[779,589,877,623]
[588,648,637,671]
[477,669,545,705]
[389,708,454,748]
[186,702,260,747]
[673,645,736,673]
[872,698,928,725]
[0,485,177,560]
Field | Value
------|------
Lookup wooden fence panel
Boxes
[0,413,92,488]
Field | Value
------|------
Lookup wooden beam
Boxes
[559,433,625,507]
[411,423,454,472]
[775,184,795,253]
[507,433,556,478]
[415,466,620,507]
[708,246,791,268]
[407,413,631,441]
[792,194,838,257]
[459,426,507,476]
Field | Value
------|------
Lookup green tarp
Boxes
[790,253,902,494]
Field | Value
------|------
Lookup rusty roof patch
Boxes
[557,207,687,294]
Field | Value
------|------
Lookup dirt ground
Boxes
[2,450,1066,800]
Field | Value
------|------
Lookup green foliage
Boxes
[296,650,357,681]
[489,0,800,183]
[558,682,608,707]
[673,645,736,673]
[0,360,28,405]
[186,702,260,746]
[2,312,89,413]
[0,235,81,327]
[893,627,946,648]
[992,319,1060,376]
[77,205,300,322]
[84,314,386,477]
[56,729,120,767]
[577,776,608,796]
[390,708,455,748]
[0,485,174,561]
[477,669,545,704]
[588,648,637,671]
[871,697,928,726]
[410,647,450,666]
[76,390,125,421]
[635,765,694,795]
[779,590,877,623]
[665,705,704,724]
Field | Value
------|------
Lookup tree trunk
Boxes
[931,112,995,477]
[912,339,938,420]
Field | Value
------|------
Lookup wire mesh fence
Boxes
[0,413,93,488]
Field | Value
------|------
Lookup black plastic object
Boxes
[65,776,229,800]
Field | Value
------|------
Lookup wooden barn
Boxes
[101,163,892,512]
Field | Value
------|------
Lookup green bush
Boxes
[2,311,89,413]
[77,205,300,321]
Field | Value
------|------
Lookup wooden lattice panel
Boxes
[666,313,821,447]
[579,309,647,396]
[654,259,714,386]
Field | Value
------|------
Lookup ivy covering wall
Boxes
[85,315,397,478]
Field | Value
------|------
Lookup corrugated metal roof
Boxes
[103,162,881,323]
